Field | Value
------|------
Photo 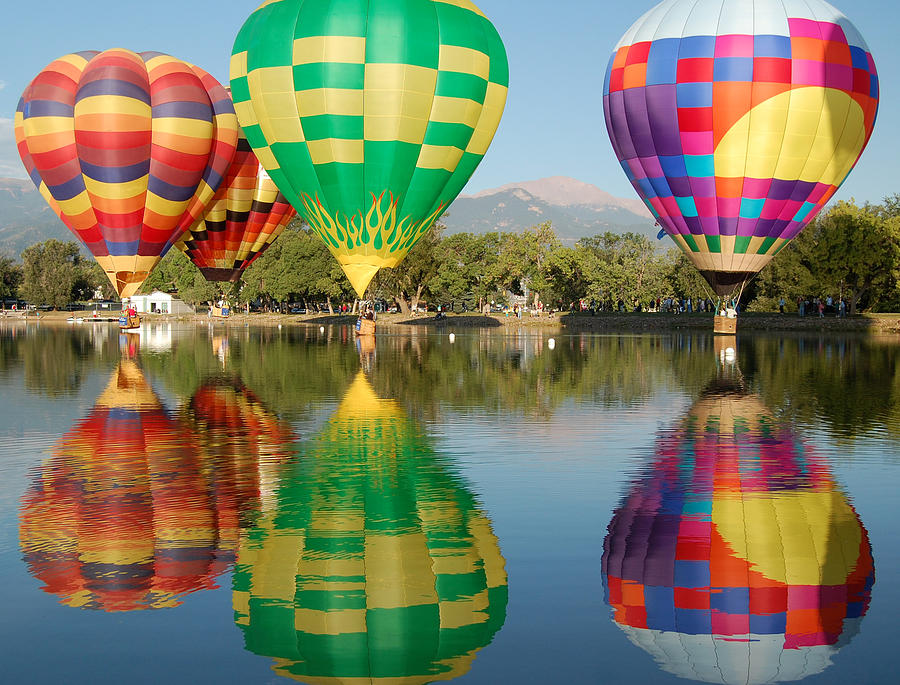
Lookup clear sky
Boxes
[0,0,896,205]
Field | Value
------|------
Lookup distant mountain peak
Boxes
[464,176,649,217]
[445,176,657,243]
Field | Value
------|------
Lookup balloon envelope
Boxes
[230,0,509,296]
[15,49,238,297]
[603,0,879,295]
[177,131,296,282]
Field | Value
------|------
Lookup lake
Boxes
[0,321,897,684]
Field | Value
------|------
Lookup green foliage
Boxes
[372,223,443,312]
[12,196,900,314]
[431,232,505,308]
[0,255,23,300]
[751,198,900,314]
[242,221,354,310]
[73,260,117,302]
[19,240,83,309]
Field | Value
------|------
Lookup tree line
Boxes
[2,196,898,314]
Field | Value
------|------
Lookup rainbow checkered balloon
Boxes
[15,50,238,298]
[603,0,879,296]
[602,390,874,683]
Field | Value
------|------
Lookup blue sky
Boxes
[0,0,896,204]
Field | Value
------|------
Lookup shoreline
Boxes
[7,309,900,334]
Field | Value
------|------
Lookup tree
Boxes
[19,240,82,309]
[664,250,713,301]
[73,260,117,301]
[493,222,559,308]
[240,222,354,312]
[576,232,669,309]
[0,255,23,301]
[790,200,900,314]
[140,249,194,294]
[432,233,503,310]
[373,223,443,314]
[543,246,589,309]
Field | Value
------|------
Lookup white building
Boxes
[126,291,194,315]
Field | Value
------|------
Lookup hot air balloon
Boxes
[15,49,238,297]
[602,381,874,683]
[19,360,231,611]
[176,129,296,282]
[233,372,508,683]
[229,0,509,296]
[603,0,879,319]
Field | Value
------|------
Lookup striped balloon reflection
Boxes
[19,363,294,612]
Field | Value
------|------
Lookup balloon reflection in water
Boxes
[19,361,228,611]
[603,384,873,683]
[184,377,295,549]
[233,372,507,683]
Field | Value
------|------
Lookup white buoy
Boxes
[449,333,455,343]
[320,326,325,333]
[548,338,556,350]
[278,324,282,330]
[724,347,736,363]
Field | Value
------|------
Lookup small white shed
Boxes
[127,291,194,315]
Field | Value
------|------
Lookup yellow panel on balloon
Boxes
[715,87,866,186]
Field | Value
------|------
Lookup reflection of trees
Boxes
[2,325,119,395]
[7,324,900,441]
[369,333,719,421]
[141,327,359,419]
[233,372,507,683]
[603,382,874,683]
[741,336,900,441]
[23,327,91,396]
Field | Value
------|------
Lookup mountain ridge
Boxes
[0,175,658,258]
[442,176,657,242]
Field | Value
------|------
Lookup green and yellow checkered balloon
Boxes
[230,0,509,296]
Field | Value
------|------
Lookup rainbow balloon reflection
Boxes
[603,385,873,683]
[184,376,295,546]
[233,372,507,683]
[19,361,227,611]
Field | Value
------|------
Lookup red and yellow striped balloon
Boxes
[15,49,238,297]
[176,132,296,282]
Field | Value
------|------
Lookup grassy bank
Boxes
[8,309,900,334]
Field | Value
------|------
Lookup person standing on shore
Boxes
[779,297,785,314]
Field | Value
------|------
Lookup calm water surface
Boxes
[0,321,898,684]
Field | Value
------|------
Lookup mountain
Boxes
[0,174,660,258]
[0,178,73,257]
[443,176,657,242]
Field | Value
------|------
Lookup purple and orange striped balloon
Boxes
[15,49,238,297]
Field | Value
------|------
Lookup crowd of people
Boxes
[569,297,718,314]
[794,295,848,317]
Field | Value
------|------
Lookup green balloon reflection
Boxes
[233,371,507,683]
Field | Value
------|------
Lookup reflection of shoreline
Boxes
[233,371,508,683]
[602,386,874,683]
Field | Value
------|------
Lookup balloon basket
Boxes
[713,315,737,335]
[355,318,376,336]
